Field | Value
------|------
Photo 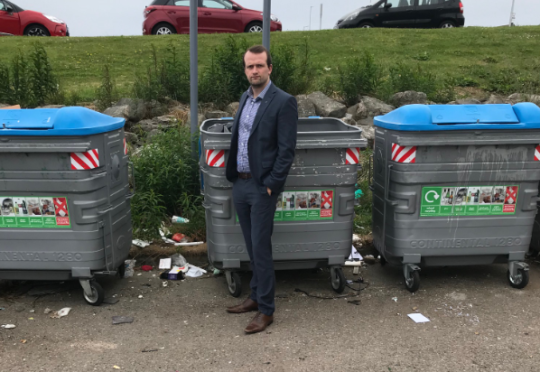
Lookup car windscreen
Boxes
[4,1,24,11]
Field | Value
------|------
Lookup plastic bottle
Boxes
[171,216,190,224]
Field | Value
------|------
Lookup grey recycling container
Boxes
[0,107,132,305]
[372,103,540,292]
[200,117,366,297]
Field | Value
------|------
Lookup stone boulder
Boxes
[136,115,177,133]
[103,105,129,119]
[307,91,347,118]
[456,98,482,105]
[485,94,505,104]
[508,93,540,106]
[347,102,368,121]
[205,110,230,119]
[361,96,395,117]
[225,102,240,116]
[341,114,357,126]
[390,91,427,107]
[104,98,168,123]
[124,132,139,145]
[296,95,317,117]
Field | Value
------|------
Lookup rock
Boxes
[508,93,540,106]
[390,91,427,107]
[0,103,9,108]
[225,102,240,116]
[146,129,162,141]
[485,94,505,104]
[296,95,317,117]
[307,91,347,118]
[145,100,168,119]
[456,98,482,105]
[136,116,177,132]
[356,117,375,142]
[124,132,139,145]
[103,105,129,119]
[347,102,368,121]
[205,110,229,119]
[37,104,65,109]
[361,96,395,117]
[187,112,206,126]
[341,114,357,126]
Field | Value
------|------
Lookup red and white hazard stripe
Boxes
[345,148,360,165]
[206,149,225,168]
[534,145,540,161]
[71,149,100,170]
[391,143,417,164]
[123,138,128,156]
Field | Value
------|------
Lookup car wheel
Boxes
[245,21,263,33]
[152,23,177,35]
[359,22,374,28]
[440,20,456,28]
[24,25,50,37]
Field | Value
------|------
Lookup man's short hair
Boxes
[243,45,272,68]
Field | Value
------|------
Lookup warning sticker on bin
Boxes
[420,186,518,217]
[0,196,71,229]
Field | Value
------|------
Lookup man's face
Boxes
[244,51,272,88]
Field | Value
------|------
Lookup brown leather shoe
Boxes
[244,312,273,334]
[226,298,258,314]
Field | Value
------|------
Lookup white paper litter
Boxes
[50,307,71,319]
[408,313,430,323]
[159,258,172,270]
[347,245,363,261]
[1,324,16,329]
[132,239,150,248]
[185,264,207,278]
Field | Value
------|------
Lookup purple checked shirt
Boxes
[236,81,272,173]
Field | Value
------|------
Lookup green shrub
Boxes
[337,52,383,106]
[131,124,202,239]
[354,149,373,235]
[11,51,33,107]
[271,38,314,96]
[0,63,11,103]
[95,64,117,112]
[29,43,58,106]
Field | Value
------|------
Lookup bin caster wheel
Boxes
[330,267,346,294]
[404,270,420,293]
[507,269,529,289]
[118,262,126,279]
[83,280,105,306]
[226,271,242,298]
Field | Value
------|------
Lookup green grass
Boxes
[1,26,540,101]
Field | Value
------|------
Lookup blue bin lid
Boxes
[0,107,125,136]
[374,103,540,131]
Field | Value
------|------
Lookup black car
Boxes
[335,0,465,29]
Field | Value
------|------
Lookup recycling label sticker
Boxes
[0,196,71,229]
[420,186,518,217]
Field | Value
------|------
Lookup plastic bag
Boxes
[124,259,136,277]
[170,253,187,267]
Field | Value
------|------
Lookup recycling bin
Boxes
[200,117,366,296]
[372,103,540,292]
[0,107,132,305]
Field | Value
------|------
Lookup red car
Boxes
[0,0,69,36]
[143,0,282,35]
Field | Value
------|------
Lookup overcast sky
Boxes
[12,0,539,37]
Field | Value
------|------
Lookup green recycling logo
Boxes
[424,190,440,203]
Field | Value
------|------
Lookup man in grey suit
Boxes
[225,45,298,334]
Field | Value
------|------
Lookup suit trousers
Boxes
[232,177,279,316]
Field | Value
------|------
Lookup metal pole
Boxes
[320,4,323,30]
[509,0,516,26]
[263,0,271,50]
[189,0,198,151]
[309,6,313,31]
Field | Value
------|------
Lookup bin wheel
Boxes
[226,271,242,298]
[118,262,126,279]
[405,270,420,293]
[83,280,105,306]
[508,269,529,289]
[330,267,346,294]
